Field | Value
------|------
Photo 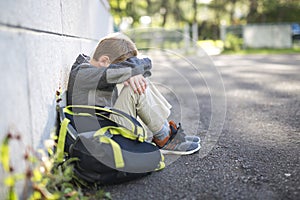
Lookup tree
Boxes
[109,0,300,40]
[109,0,152,26]
[246,0,300,23]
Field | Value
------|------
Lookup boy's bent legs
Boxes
[111,81,201,155]
[111,81,172,137]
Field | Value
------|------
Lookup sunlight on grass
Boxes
[222,47,300,55]
[198,40,300,55]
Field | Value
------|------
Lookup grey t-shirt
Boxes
[67,54,152,107]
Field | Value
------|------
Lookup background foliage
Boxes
[109,0,300,40]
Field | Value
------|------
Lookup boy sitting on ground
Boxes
[67,33,200,155]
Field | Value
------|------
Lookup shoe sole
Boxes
[160,144,201,155]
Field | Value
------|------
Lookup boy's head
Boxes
[92,33,138,66]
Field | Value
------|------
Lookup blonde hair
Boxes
[93,33,138,64]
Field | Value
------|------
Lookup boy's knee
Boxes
[118,85,140,105]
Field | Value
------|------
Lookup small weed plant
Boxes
[0,132,111,200]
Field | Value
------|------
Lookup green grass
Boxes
[198,39,300,55]
[222,47,300,55]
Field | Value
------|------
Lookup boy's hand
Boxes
[124,74,147,95]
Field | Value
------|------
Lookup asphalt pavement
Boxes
[104,51,300,200]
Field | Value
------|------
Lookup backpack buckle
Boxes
[104,130,113,138]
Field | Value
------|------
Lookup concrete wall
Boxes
[243,24,292,48]
[0,0,112,196]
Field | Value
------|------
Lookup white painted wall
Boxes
[0,0,113,197]
[243,24,292,48]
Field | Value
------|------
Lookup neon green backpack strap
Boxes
[110,108,144,136]
[155,154,165,171]
[94,126,145,142]
[56,117,70,163]
[65,105,140,135]
[99,136,125,168]
[63,105,146,141]
[63,106,93,117]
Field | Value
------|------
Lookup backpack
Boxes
[56,103,165,185]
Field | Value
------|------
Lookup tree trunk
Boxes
[193,0,197,24]
[161,0,168,27]
[229,0,237,24]
[246,0,258,23]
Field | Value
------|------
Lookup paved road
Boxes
[104,52,300,200]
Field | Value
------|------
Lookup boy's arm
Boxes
[99,57,152,88]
